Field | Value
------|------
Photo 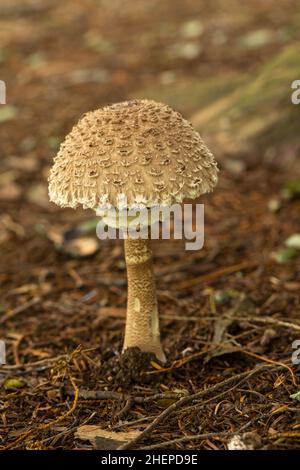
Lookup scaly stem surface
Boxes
[123,237,165,362]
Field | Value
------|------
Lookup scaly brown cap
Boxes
[48,99,218,209]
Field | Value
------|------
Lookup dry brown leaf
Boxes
[75,425,141,449]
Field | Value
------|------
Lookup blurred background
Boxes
[0,0,300,450]
[1,0,300,218]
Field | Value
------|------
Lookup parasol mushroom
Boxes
[48,99,218,362]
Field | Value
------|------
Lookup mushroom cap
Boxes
[48,99,218,210]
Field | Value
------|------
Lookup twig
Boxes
[66,388,183,404]
[2,355,67,370]
[115,398,134,420]
[237,408,274,433]
[176,261,259,290]
[137,393,183,403]
[111,415,156,430]
[0,297,41,325]
[0,349,86,450]
[230,315,300,332]
[76,390,122,400]
[271,431,300,439]
[118,364,282,450]
[234,348,297,386]
[140,406,276,450]
[173,368,280,416]
[1,376,79,450]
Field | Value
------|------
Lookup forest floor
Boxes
[0,0,300,450]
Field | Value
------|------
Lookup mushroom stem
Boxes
[123,237,166,363]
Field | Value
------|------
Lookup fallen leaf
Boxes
[285,234,300,250]
[62,237,99,258]
[272,247,298,263]
[228,432,261,450]
[150,360,163,370]
[3,378,26,391]
[156,397,177,408]
[205,315,237,362]
[268,427,277,435]
[75,425,141,450]
[290,391,300,402]
[238,29,274,49]
[168,42,202,60]
[271,404,290,414]
[180,20,203,38]
[268,199,281,213]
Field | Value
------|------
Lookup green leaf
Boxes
[282,180,300,198]
[290,391,300,402]
[3,378,26,391]
[273,247,298,263]
[156,397,178,409]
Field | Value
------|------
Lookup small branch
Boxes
[118,364,283,450]
[76,390,122,400]
[230,315,300,332]
[111,415,156,430]
[141,408,276,450]
[115,398,134,420]
[2,354,67,371]
[66,389,182,404]
[0,297,41,325]
[176,261,259,290]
